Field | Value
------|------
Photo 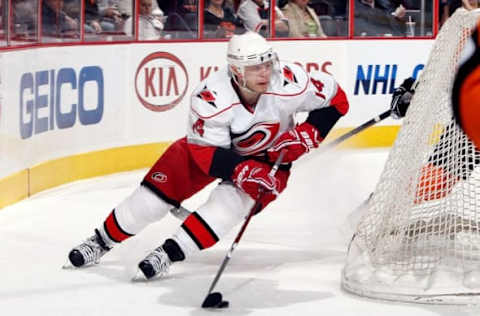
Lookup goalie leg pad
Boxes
[172,182,254,256]
[415,163,458,203]
[104,185,173,243]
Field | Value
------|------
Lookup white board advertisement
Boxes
[0,39,434,179]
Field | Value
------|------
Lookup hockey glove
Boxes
[232,160,289,207]
[267,122,321,163]
[390,77,416,119]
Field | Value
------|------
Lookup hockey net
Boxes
[341,9,480,305]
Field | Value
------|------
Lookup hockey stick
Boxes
[170,109,393,221]
[320,109,392,151]
[201,149,287,309]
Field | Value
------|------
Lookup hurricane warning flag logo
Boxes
[152,172,168,183]
[135,52,189,112]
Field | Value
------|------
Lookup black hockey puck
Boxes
[202,292,229,308]
[217,300,229,308]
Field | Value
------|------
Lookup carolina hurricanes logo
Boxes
[232,122,280,156]
[282,66,297,86]
[197,87,217,107]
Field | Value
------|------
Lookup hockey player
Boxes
[452,20,480,148]
[67,31,349,280]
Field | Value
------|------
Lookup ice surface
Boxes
[1,149,479,315]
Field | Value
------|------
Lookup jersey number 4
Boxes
[310,78,326,99]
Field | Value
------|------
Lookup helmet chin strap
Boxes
[231,70,261,96]
[239,80,261,96]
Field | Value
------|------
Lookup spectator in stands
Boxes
[0,1,5,34]
[41,0,79,37]
[440,0,478,28]
[323,0,348,17]
[84,0,115,33]
[13,0,37,35]
[117,0,162,22]
[162,0,198,39]
[98,0,125,31]
[465,0,479,9]
[307,0,349,36]
[237,0,289,37]
[116,0,133,18]
[353,0,405,36]
[281,0,327,38]
[124,0,164,39]
[156,0,174,14]
[224,0,236,12]
[63,0,81,21]
[156,0,196,15]
[204,0,244,38]
[307,0,335,16]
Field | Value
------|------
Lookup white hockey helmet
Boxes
[227,32,279,87]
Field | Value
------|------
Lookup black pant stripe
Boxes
[181,223,204,250]
[141,180,181,209]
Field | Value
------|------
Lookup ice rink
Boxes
[2,148,480,316]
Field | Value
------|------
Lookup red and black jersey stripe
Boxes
[306,84,349,139]
[103,209,134,243]
[188,142,246,181]
[181,212,219,250]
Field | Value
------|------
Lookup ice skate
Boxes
[135,246,171,280]
[66,229,112,268]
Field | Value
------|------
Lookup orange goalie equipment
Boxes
[414,163,459,204]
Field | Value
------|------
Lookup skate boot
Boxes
[138,246,172,279]
[68,229,112,267]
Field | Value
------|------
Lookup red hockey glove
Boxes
[232,160,289,207]
[267,122,321,163]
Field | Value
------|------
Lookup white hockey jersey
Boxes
[187,61,342,157]
[237,0,286,33]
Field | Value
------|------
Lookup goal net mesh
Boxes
[342,8,480,304]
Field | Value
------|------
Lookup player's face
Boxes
[140,0,153,15]
[209,0,224,7]
[244,61,273,93]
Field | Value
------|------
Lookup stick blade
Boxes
[201,292,228,308]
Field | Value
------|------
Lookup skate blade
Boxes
[131,269,148,282]
[62,261,74,269]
